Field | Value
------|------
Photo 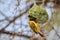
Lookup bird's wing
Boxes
[28,20,39,33]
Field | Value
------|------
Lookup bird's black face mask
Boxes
[28,15,37,22]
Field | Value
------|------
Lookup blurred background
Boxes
[0,0,60,40]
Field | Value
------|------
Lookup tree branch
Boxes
[0,30,31,38]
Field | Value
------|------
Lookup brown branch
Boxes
[0,30,31,38]
[0,30,44,40]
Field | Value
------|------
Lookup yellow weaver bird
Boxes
[28,15,44,37]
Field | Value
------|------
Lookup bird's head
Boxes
[28,15,38,23]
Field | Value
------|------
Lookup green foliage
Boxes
[28,3,48,24]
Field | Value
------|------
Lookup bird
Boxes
[28,15,44,37]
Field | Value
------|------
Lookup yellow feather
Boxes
[28,19,45,37]
[28,19,39,34]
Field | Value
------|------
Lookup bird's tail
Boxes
[39,32,44,37]
[39,32,46,40]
